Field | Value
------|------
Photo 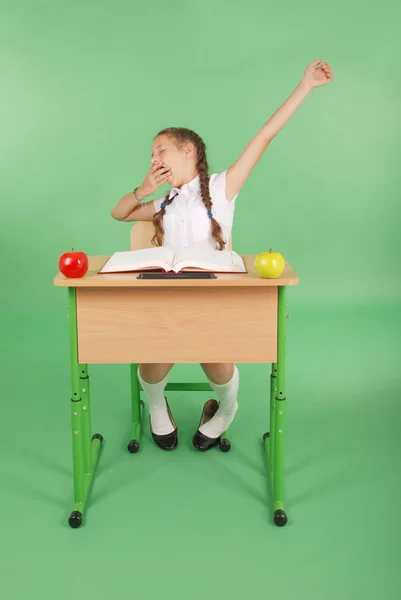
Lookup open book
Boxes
[98,247,247,274]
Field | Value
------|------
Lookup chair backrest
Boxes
[130,222,232,251]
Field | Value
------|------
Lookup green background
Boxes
[1,0,400,598]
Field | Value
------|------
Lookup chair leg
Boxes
[219,425,231,452]
[128,363,144,453]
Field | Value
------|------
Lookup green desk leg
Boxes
[67,287,103,529]
[268,362,278,488]
[127,364,145,453]
[264,285,288,527]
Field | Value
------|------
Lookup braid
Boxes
[151,190,175,248]
[151,127,226,251]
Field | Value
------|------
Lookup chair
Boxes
[127,221,232,454]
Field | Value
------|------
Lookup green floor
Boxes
[2,302,400,599]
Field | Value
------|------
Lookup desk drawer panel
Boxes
[76,286,278,363]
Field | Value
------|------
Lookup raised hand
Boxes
[301,59,334,90]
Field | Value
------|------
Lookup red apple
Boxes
[58,249,89,278]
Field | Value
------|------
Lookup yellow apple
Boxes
[254,249,285,278]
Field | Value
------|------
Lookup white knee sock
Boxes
[199,365,239,438]
[137,367,175,435]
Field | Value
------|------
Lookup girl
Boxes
[111,59,333,451]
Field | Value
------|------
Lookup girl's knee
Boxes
[200,362,235,385]
[139,363,174,383]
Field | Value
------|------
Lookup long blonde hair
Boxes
[151,127,226,250]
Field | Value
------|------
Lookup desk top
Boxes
[53,254,299,287]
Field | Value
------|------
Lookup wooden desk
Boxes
[54,254,299,528]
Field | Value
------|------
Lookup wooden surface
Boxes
[54,254,299,287]
[76,286,278,363]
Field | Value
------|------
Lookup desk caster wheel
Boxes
[219,438,231,452]
[92,433,104,443]
[274,510,288,527]
[263,432,269,441]
[69,511,83,528]
[128,440,140,453]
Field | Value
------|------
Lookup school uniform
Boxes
[152,169,239,251]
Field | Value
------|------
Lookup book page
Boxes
[172,248,246,272]
[99,246,175,273]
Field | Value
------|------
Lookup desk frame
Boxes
[65,288,288,529]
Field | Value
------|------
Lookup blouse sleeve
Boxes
[209,169,239,207]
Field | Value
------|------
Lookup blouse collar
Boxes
[169,174,200,199]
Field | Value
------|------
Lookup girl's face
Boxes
[150,135,187,187]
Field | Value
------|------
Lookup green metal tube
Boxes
[70,400,85,506]
[68,287,85,505]
[130,363,144,443]
[72,437,102,515]
[91,436,102,467]
[68,287,80,401]
[276,287,286,399]
[273,286,287,509]
[269,363,277,476]
[264,437,274,490]
[273,401,286,511]
[80,366,92,473]
[130,363,141,424]
[131,403,144,441]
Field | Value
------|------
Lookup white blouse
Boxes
[152,169,238,251]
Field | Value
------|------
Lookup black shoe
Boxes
[150,397,178,451]
[192,399,221,451]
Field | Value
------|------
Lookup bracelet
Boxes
[133,187,145,203]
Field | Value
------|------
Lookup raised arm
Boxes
[225,59,334,201]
